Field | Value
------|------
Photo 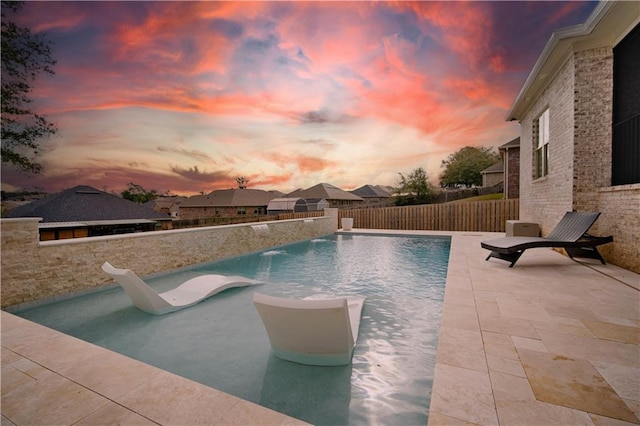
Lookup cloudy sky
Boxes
[2,1,598,196]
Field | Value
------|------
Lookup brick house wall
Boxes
[505,148,520,199]
[519,56,575,232]
[178,205,267,220]
[519,46,639,273]
[483,172,503,188]
[595,185,640,265]
[572,47,614,217]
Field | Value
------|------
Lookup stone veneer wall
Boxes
[1,212,337,309]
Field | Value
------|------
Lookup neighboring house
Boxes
[5,185,171,240]
[350,185,394,206]
[499,137,520,199]
[480,162,504,188]
[507,1,639,272]
[287,183,364,208]
[481,137,521,197]
[266,197,329,215]
[145,196,187,219]
[178,188,283,220]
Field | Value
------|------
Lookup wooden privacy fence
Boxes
[171,199,519,233]
[338,199,519,232]
[171,210,325,229]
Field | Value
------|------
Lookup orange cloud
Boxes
[266,153,336,174]
[296,155,336,173]
[248,172,295,190]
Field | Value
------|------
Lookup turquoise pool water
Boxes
[16,233,450,425]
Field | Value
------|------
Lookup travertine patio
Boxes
[2,231,639,425]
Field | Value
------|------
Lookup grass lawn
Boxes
[448,193,504,203]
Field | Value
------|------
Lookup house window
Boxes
[534,109,550,178]
[612,23,640,185]
[237,207,246,215]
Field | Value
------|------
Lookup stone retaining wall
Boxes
[1,212,337,309]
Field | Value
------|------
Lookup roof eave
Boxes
[505,1,626,122]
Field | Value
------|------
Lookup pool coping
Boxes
[2,229,639,425]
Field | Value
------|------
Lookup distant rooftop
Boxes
[499,137,520,149]
[350,184,393,198]
[287,183,363,201]
[5,185,168,223]
[481,162,504,174]
[180,188,283,207]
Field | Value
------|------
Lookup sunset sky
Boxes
[2,1,598,196]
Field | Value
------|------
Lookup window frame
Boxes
[534,108,550,179]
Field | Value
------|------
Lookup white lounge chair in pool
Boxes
[253,293,366,366]
[102,262,260,315]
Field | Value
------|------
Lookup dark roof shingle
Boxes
[350,184,393,198]
[180,189,283,207]
[499,137,520,149]
[286,183,363,201]
[6,185,168,223]
[481,162,504,174]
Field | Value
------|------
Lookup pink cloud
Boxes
[247,172,295,190]
[546,2,588,25]
[399,2,495,70]
[3,1,598,195]
[107,3,235,75]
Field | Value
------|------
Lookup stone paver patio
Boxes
[2,231,639,425]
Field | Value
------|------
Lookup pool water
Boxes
[16,234,450,425]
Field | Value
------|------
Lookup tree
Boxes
[395,167,437,205]
[1,1,58,174]
[236,176,249,189]
[439,146,500,188]
[121,183,158,204]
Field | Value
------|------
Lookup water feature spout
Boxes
[252,223,270,235]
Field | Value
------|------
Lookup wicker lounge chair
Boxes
[253,293,366,366]
[481,212,613,267]
[102,262,260,315]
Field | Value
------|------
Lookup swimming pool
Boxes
[15,233,450,425]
